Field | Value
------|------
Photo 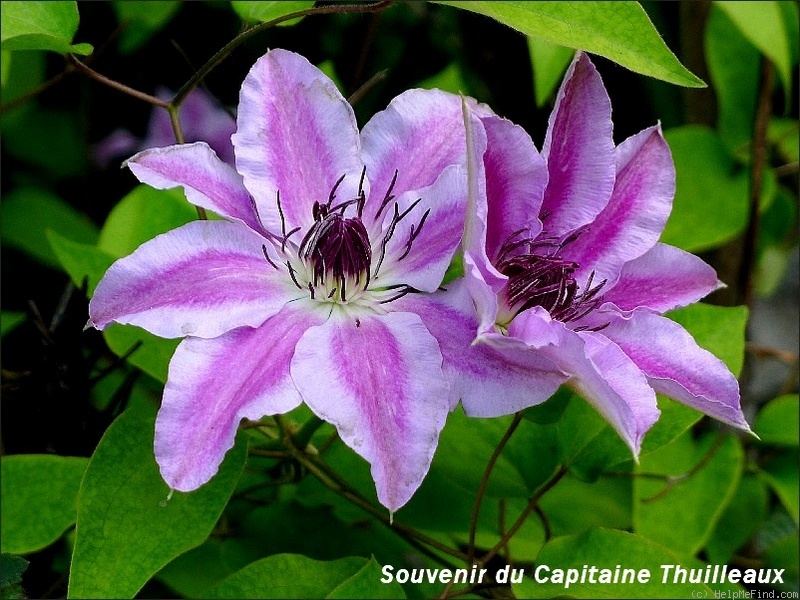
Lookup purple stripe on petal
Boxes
[396,280,567,416]
[373,165,467,292]
[232,49,364,233]
[602,243,721,313]
[481,115,547,262]
[540,53,615,238]
[567,125,675,288]
[156,302,323,491]
[601,310,750,431]
[290,309,449,512]
[89,220,297,338]
[126,142,261,232]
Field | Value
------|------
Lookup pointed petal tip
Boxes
[83,318,95,332]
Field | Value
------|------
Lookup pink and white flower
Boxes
[89,49,478,511]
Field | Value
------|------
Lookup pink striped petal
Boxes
[361,88,475,220]
[511,308,660,455]
[481,114,547,262]
[372,165,466,292]
[89,220,297,338]
[540,53,615,238]
[602,243,721,313]
[567,125,675,288]
[126,143,261,232]
[233,49,364,233]
[156,302,324,491]
[600,310,750,431]
[395,280,567,416]
[290,309,449,512]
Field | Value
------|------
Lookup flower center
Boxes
[495,229,607,330]
[299,201,372,302]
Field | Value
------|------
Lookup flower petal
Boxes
[126,142,261,232]
[372,165,466,292]
[156,302,323,491]
[395,280,567,416]
[233,49,364,233]
[290,309,450,512]
[480,114,547,261]
[540,52,615,238]
[567,125,675,288]
[600,310,750,431]
[361,88,478,218]
[601,243,721,313]
[89,220,297,338]
[511,308,660,455]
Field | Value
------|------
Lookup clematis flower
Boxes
[457,52,750,453]
[93,86,236,168]
[88,49,480,512]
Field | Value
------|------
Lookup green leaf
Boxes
[634,432,743,555]
[666,303,749,376]
[46,231,116,296]
[705,5,760,156]
[433,1,704,87]
[0,554,28,600]
[759,451,800,524]
[231,1,314,26]
[715,1,793,97]
[102,324,178,384]
[98,185,197,259]
[417,63,469,95]
[769,118,800,164]
[512,528,716,598]
[661,126,749,252]
[705,474,769,564]
[0,312,25,337]
[756,394,799,446]
[327,558,406,599]
[68,404,247,599]
[764,531,799,593]
[528,37,572,107]
[0,1,92,55]
[112,1,181,53]
[1,455,89,554]
[1,188,98,268]
[205,555,375,599]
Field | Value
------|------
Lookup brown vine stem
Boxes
[67,55,169,108]
[478,466,568,567]
[467,412,523,565]
[738,57,775,309]
[272,415,469,565]
[172,0,395,108]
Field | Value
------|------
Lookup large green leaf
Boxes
[433,1,704,87]
[0,554,28,600]
[102,324,178,384]
[759,452,800,525]
[513,528,716,598]
[205,555,403,599]
[715,1,793,96]
[0,1,92,54]
[755,394,799,447]
[97,185,197,259]
[661,126,749,252]
[1,187,98,268]
[528,37,572,107]
[705,5,760,156]
[46,231,116,296]
[0,312,26,337]
[705,474,769,564]
[68,404,247,599]
[231,1,314,25]
[1,455,89,554]
[634,432,743,555]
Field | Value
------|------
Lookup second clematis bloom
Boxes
[88,49,477,512]
[460,53,750,453]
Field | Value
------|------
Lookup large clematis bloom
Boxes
[459,52,750,453]
[89,49,484,512]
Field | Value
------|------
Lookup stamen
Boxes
[261,244,279,270]
[375,169,398,221]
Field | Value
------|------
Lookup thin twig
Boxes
[468,413,523,564]
[67,55,169,108]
